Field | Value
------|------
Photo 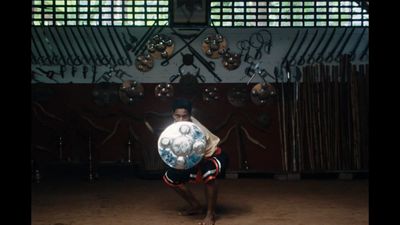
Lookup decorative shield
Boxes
[154,83,174,98]
[135,53,154,72]
[201,33,227,59]
[227,85,249,107]
[158,121,206,170]
[250,82,276,105]
[119,80,144,104]
[202,86,221,102]
[147,34,175,60]
[222,51,241,71]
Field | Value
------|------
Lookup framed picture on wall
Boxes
[170,0,209,26]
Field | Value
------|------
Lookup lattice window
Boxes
[32,0,169,26]
[32,0,369,27]
[210,0,369,27]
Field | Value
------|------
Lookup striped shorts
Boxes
[163,148,228,187]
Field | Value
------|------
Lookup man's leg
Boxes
[172,184,203,215]
[199,150,228,225]
[200,179,218,225]
[163,169,202,215]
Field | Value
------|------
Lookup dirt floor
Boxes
[31,177,368,225]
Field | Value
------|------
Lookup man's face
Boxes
[173,108,190,122]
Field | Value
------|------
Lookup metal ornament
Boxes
[252,82,275,96]
[154,83,174,98]
[250,82,277,105]
[222,50,241,70]
[147,33,174,59]
[135,53,154,72]
[201,33,228,59]
[227,85,249,107]
[119,80,144,104]
[202,87,220,102]
[158,121,207,170]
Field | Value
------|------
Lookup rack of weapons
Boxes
[31,26,368,84]
[31,25,136,66]
[276,54,368,172]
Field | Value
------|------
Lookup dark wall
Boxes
[31,83,281,172]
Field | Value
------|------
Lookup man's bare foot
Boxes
[178,205,203,216]
[198,213,216,225]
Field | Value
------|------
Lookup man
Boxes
[162,98,228,225]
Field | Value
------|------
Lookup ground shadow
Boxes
[215,202,252,218]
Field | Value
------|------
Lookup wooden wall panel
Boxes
[31,83,282,172]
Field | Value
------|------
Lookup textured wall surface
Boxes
[32,83,281,172]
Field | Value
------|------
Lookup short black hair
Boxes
[172,98,192,114]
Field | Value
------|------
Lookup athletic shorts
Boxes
[163,147,228,187]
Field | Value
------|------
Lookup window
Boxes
[210,0,368,27]
[32,0,369,27]
[32,0,169,26]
